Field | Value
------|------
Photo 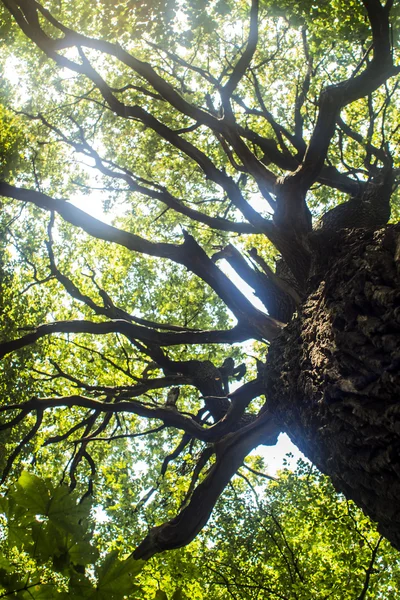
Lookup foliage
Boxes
[1,462,400,598]
[0,471,144,598]
[198,460,400,599]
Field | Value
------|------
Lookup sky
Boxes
[257,433,306,476]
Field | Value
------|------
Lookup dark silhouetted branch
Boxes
[133,412,279,559]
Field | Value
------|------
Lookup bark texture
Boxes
[266,225,400,550]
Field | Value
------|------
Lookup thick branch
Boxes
[213,243,284,317]
[222,0,259,100]
[46,229,225,334]
[294,28,313,143]
[236,106,363,196]
[3,0,276,231]
[0,181,182,258]
[31,111,257,235]
[0,182,283,339]
[290,0,398,193]
[0,395,211,441]
[0,319,254,360]
[3,0,220,129]
[179,232,284,338]
[207,378,265,438]
[133,412,280,559]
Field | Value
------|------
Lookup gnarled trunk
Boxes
[266,225,400,549]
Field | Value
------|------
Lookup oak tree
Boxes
[1,0,400,562]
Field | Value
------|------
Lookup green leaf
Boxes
[0,495,8,515]
[67,571,97,598]
[11,472,50,515]
[95,551,144,598]
[7,518,33,550]
[20,582,60,599]
[68,540,99,567]
[0,556,12,572]
[46,485,92,535]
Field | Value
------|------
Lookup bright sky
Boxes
[257,433,306,476]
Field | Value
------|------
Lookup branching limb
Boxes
[3,0,278,231]
[235,96,363,196]
[0,183,282,340]
[48,221,215,334]
[206,378,265,438]
[179,445,215,509]
[337,115,390,166]
[160,433,191,476]
[1,410,43,483]
[25,111,259,235]
[0,395,212,441]
[213,243,298,322]
[0,319,259,360]
[294,28,313,144]
[271,0,398,267]
[287,0,399,195]
[356,536,383,600]
[221,0,259,101]
[131,346,263,426]
[132,411,280,559]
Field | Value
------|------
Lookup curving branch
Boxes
[221,0,259,101]
[213,243,299,322]
[356,536,383,600]
[0,319,256,359]
[206,378,265,439]
[0,395,211,441]
[133,411,280,559]
[47,223,217,335]
[2,0,397,564]
[27,110,257,235]
[267,0,399,282]
[286,0,399,195]
[48,362,192,399]
[336,115,389,165]
[1,409,43,483]
[3,0,277,231]
[294,28,313,144]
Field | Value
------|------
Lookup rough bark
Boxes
[265,224,400,550]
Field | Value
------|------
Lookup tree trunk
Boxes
[265,225,400,550]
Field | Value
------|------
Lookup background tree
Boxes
[1,461,400,598]
[0,0,400,563]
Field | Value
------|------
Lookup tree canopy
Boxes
[0,0,400,594]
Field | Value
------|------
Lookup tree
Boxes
[0,0,400,561]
